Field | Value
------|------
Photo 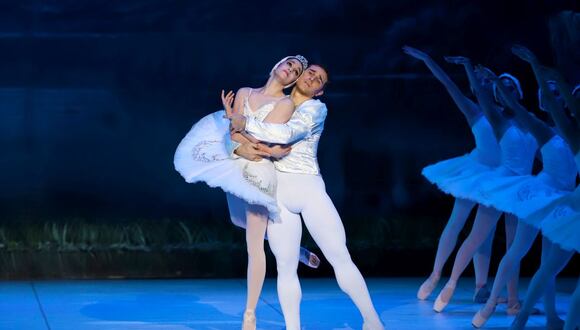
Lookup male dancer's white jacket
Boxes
[228,99,383,330]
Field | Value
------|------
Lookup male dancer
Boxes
[229,64,384,330]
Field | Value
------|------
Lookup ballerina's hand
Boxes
[402,45,430,61]
[511,45,538,64]
[444,56,471,66]
[258,144,291,160]
[221,90,235,118]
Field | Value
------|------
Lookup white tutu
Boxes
[473,172,571,219]
[422,153,496,199]
[527,188,580,252]
[468,136,576,220]
[174,110,280,221]
[455,126,538,207]
[422,116,500,199]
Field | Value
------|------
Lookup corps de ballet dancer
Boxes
[503,46,580,330]
[471,46,577,329]
[432,56,538,314]
[402,46,500,303]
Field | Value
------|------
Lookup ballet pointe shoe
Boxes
[433,282,456,313]
[471,300,496,328]
[299,247,321,269]
[417,274,440,300]
[242,310,256,330]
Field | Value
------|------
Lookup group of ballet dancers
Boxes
[404,44,579,330]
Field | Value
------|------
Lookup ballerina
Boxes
[402,46,500,302]
[504,45,580,330]
[471,51,576,328]
[432,56,538,313]
[174,55,311,330]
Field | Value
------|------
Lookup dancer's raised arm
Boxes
[446,56,510,140]
[484,69,554,146]
[403,46,480,125]
[512,45,580,151]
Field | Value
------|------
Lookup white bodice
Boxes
[471,116,501,167]
[498,125,538,175]
[540,135,577,190]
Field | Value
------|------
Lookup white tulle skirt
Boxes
[173,110,280,221]
[422,152,495,200]
[472,172,572,220]
[526,187,580,253]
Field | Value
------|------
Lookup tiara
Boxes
[291,55,308,70]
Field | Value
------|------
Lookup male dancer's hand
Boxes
[230,113,247,132]
[257,144,291,160]
[235,142,270,161]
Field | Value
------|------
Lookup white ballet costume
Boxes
[527,151,580,252]
[422,116,501,198]
[173,91,281,221]
[474,135,576,220]
[463,125,538,206]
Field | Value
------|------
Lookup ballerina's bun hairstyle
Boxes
[493,73,523,102]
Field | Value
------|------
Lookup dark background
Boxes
[0,0,578,279]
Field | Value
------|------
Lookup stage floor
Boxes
[1,277,575,330]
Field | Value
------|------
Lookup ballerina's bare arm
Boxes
[512,45,580,151]
[224,87,260,145]
[489,70,554,146]
[447,57,509,141]
[403,46,480,126]
[262,97,295,124]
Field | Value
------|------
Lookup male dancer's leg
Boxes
[266,205,303,330]
[297,175,383,327]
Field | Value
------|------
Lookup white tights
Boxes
[487,222,559,319]
[446,205,519,301]
[432,198,494,286]
[226,194,269,315]
[267,173,382,330]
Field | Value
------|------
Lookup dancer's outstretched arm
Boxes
[402,46,481,126]
[446,56,510,141]
[484,69,554,146]
[512,45,580,152]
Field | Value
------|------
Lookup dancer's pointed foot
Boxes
[433,282,456,312]
[299,247,320,269]
[242,309,256,330]
[417,273,440,300]
[472,300,496,328]
[506,300,541,316]
[473,283,490,303]
[546,316,564,330]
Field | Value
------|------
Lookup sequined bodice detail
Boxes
[498,126,538,175]
[540,135,577,190]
